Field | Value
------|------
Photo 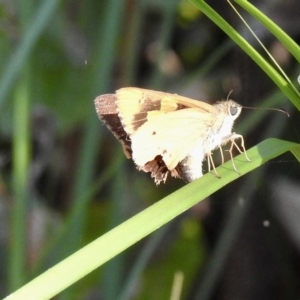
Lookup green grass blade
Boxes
[10,0,50,290]
[235,0,300,64]
[189,0,300,110]
[5,138,300,300]
[10,76,31,290]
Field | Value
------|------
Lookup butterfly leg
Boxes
[207,153,220,178]
[228,141,241,174]
[221,133,250,174]
[229,133,251,162]
[226,133,250,174]
[219,146,225,165]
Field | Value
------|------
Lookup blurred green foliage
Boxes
[0,0,300,299]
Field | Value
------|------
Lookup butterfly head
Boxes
[214,100,242,121]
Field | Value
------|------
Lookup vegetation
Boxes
[0,0,299,299]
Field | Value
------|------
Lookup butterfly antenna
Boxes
[242,106,290,117]
[227,90,233,100]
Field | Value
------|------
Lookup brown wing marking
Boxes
[140,155,180,184]
[94,94,132,158]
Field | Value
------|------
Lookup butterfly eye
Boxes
[230,106,238,116]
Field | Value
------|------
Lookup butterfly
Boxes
[94,87,248,184]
